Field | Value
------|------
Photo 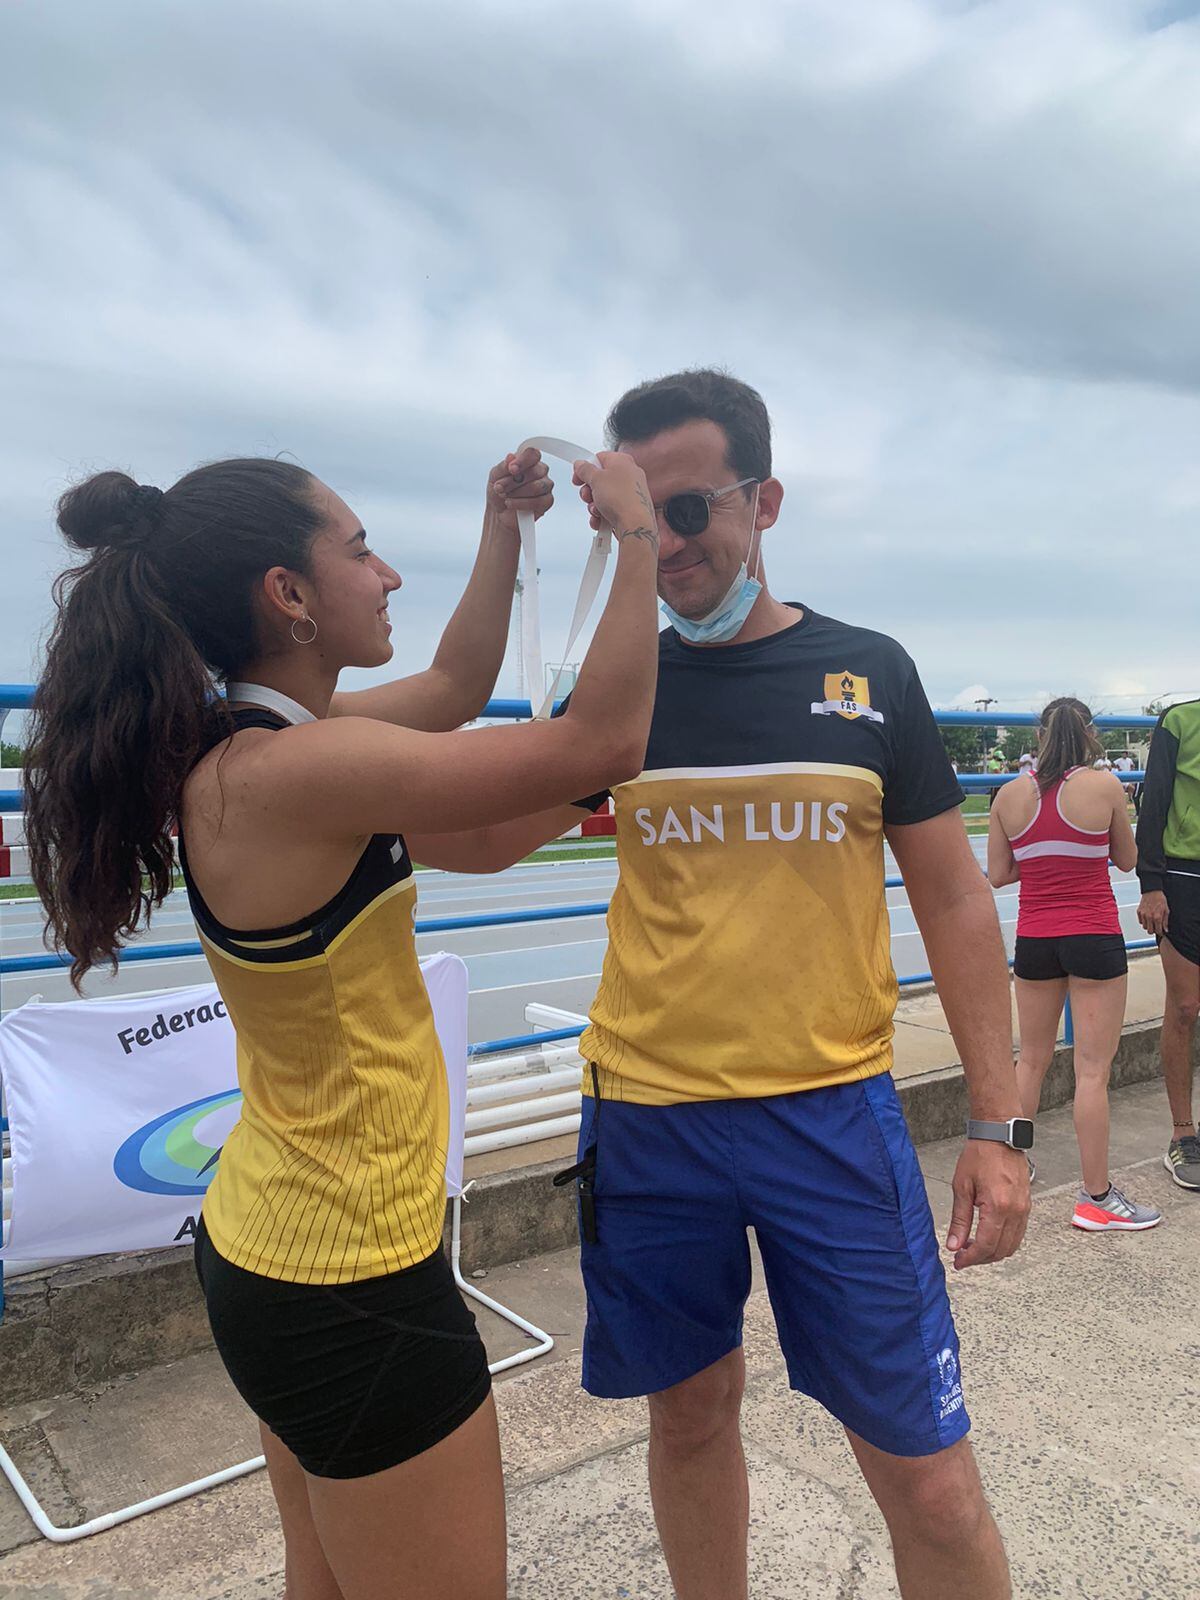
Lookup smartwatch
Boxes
[966,1117,1035,1152]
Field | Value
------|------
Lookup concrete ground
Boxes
[1,1071,1195,1600]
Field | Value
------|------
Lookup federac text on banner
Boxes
[116,1000,228,1055]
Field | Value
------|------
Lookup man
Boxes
[986,746,1006,809]
[1113,750,1137,808]
[1136,700,1200,1190]
[440,372,1031,1599]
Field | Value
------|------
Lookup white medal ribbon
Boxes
[225,682,316,725]
[514,436,613,720]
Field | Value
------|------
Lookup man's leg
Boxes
[847,1430,1010,1600]
[646,1349,749,1600]
[571,1095,753,1597]
[1159,935,1200,1139]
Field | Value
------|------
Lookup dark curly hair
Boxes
[25,458,324,987]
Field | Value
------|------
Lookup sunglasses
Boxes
[656,477,759,537]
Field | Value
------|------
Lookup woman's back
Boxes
[179,705,448,1286]
[997,768,1120,938]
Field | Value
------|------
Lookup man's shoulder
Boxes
[1161,698,1200,738]
[797,609,917,672]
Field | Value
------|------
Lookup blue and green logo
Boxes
[112,1089,242,1196]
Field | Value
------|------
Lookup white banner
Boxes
[0,952,468,1262]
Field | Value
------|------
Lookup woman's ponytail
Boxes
[25,459,322,987]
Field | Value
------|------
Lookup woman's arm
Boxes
[987,802,1020,888]
[265,454,660,840]
[330,446,551,732]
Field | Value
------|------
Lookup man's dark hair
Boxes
[605,369,772,484]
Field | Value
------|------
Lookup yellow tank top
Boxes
[180,710,448,1284]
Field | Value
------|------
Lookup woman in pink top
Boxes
[990,699,1160,1232]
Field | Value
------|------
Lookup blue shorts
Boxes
[572,1073,969,1458]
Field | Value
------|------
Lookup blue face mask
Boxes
[661,487,763,644]
[662,565,762,644]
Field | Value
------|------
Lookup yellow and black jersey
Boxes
[581,607,962,1104]
[179,710,448,1285]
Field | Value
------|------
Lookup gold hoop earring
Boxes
[291,614,318,645]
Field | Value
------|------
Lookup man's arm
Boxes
[331,449,547,732]
[408,804,588,874]
[886,808,1030,1271]
[1135,713,1178,936]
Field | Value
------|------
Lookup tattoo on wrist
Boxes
[615,524,659,549]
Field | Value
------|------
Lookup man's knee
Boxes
[1168,997,1200,1031]
[648,1352,744,1452]
[883,1451,991,1553]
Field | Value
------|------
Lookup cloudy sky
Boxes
[3,0,1198,726]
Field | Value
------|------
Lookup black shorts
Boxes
[1163,873,1200,968]
[194,1217,491,1479]
[1013,933,1128,982]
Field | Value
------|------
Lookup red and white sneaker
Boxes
[1071,1185,1162,1232]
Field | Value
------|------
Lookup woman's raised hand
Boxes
[487,446,554,536]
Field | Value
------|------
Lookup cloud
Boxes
[1,0,1197,716]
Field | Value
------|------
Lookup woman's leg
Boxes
[1067,974,1127,1196]
[1013,976,1068,1121]
[259,1422,346,1600]
[304,1393,507,1600]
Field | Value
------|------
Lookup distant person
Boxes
[1018,750,1035,776]
[1113,751,1137,806]
[986,746,1006,810]
[1136,699,1200,1191]
[990,698,1160,1231]
[24,448,661,1599]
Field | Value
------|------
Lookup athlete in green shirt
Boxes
[1136,699,1200,1189]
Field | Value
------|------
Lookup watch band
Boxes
[967,1119,1012,1143]
[966,1117,1034,1150]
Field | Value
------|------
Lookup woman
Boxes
[989,698,1160,1233]
[26,446,660,1599]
